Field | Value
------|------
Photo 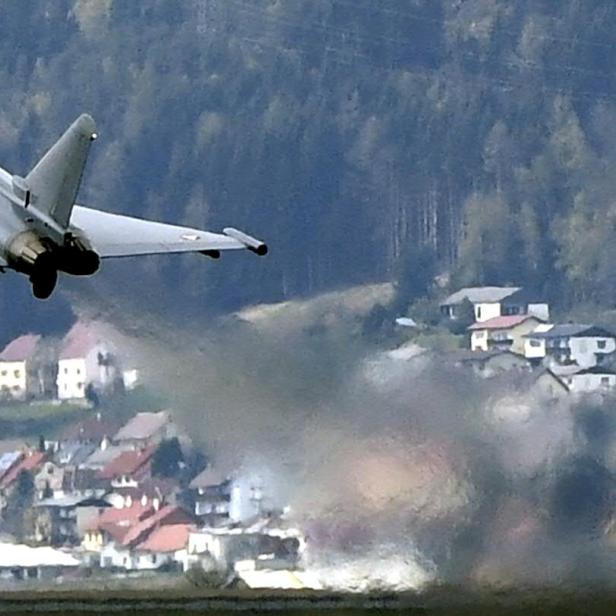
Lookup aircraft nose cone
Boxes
[73,114,97,140]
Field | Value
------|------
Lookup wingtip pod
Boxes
[74,114,97,140]
[223,227,268,256]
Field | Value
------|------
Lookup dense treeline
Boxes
[0,0,615,338]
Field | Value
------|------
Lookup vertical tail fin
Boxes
[25,114,97,229]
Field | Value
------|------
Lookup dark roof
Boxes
[501,288,548,306]
[528,324,614,339]
[54,442,96,467]
[445,349,528,365]
[0,334,41,362]
[189,467,231,489]
[491,367,569,393]
[574,367,616,376]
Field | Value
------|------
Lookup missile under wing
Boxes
[0,114,267,299]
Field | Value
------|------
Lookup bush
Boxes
[185,563,228,589]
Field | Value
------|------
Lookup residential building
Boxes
[106,477,179,510]
[83,501,155,553]
[523,324,616,369]
[185,514,302,572]
[440,286,549,323]
[445,349,531,378]
[469,315,544,354]
[562,367,616,394]
[113,411,175,448]
[491,367,569,401]
[0,542,79,581]
[34,461,66,499]
[0,334,42,400]
[98,444,158,488]
[499,288,550,322]
[33,495,110,546]
[96,504,194,570]
[132,523,193,571]
[56,321,120,401]
[83,443,134,472]
[53,442,97,468]
[59,413,123,448]
[440,287,520,322]
[188,467,232,524]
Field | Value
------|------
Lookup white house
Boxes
[562,367,616,394]
[56,321,119,401]
[0,334,41,400]
[440,287,549,323]
[523,324,616,369]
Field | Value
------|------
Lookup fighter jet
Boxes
[0,114,267,299]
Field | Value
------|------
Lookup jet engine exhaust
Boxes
[56,235,100,276]
[6,231,100,299]
[6,231,58,299]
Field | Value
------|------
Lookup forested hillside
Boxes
[1,0,615,336]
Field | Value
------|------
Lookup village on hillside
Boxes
[0,320,310,590]
[390,285,616,398]
[0,286,615,590]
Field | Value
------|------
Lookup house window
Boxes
[601,377,610,387]
[76,368,81,375]
[64,368,68,374]
[151,554,157,564]
[78,382,84,390]
[13,370,19,378]
[476,306,481,320]
[529,340,541,348]
[598,340,607,350]
[1,370,6,377]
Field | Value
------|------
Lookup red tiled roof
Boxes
[136,523,194,553]
[97,521,133,543]
[98,444,158,480]
[0,451,46,489]
[468,315,540,331]
[91,502,154,528]
[59,321,109,360]
[88,503,156,542]
[0,334,41,362]
[121,505,195,548]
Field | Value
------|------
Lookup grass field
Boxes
[0,401,87,441]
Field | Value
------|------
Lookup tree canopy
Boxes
[1,1,615,339]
